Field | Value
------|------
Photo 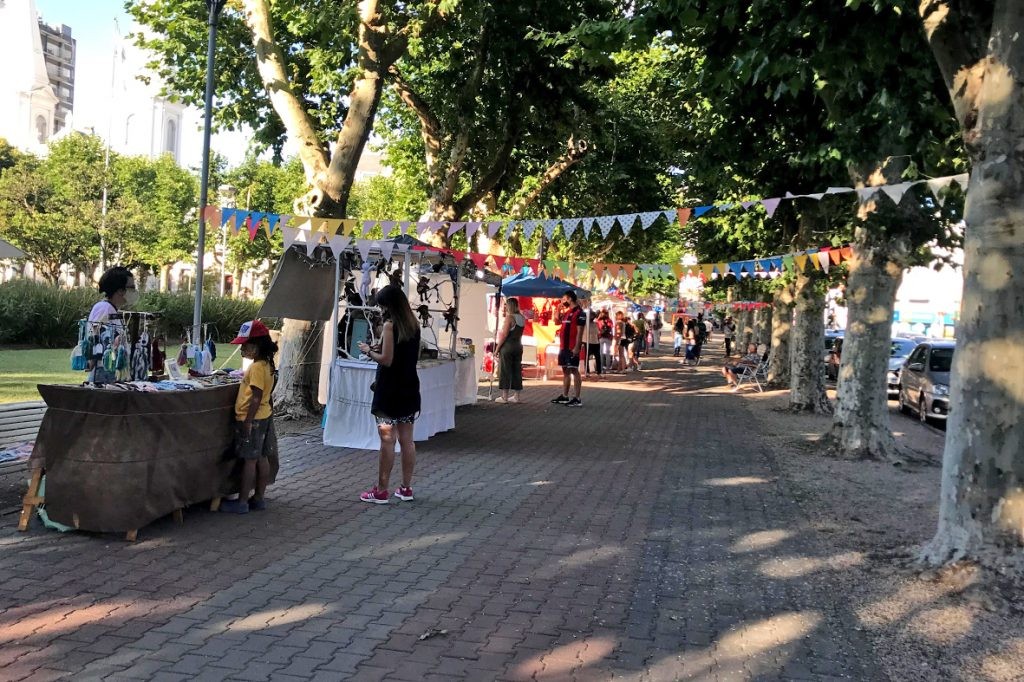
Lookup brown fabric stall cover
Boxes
[259,245,337,321]
[31,384,278,533]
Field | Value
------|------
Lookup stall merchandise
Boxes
[21,380,275,540]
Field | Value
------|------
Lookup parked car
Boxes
[887,337,919,397]
[898,341,955,423]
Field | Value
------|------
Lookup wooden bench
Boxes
[0,401,45,475]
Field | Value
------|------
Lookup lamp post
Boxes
[217,184,237,296]
[192,0,228,340]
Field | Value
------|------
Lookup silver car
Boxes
[898,341,955,423]
[887,338,919,397]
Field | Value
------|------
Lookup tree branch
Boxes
[452,123,519,218]
[388,66,445,186]
[241,0,329,183]
[509,136,590,217]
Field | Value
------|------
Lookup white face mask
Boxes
[124,289,140,307]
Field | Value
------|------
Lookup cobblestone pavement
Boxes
[0,342,882,681]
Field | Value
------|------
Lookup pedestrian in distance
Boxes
[722,316,736,357]
[221,319,278,514]
[550,290,586,407]
[597,308,614,371]
[673,316,685,357]
[494,297,525,403]
[583,305,603,379]
[651,311,663,351]
[357,284,421,504]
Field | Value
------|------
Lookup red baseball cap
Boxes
[230,319,271,344]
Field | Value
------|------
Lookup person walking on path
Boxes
[583,306,603,379]
[633,314,648,356]
[221,320,278,514]
[550,290,587,407]
[597,308,614,372]
[613,310,629,372]
[673,316,685,357]
[722,316,736,357]
[357,284,421,503]
[494,298,525,403]
[651,311,663,351]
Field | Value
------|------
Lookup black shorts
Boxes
[558,348,581,368]
[234,418,271,460]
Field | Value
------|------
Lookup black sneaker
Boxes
[550,395,570,404]
[566,397,582,407]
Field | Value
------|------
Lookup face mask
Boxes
[124,289,140,307]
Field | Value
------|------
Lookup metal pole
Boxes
[192,0,226,339]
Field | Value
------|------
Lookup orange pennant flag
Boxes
[622,264,636,280]
[202,205,221,223]
[829,249,842,264]
[677,208,692,229]
[840,246,853,260]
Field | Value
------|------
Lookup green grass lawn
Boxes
[0,344,242,404]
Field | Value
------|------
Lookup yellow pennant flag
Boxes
[308,217,327,233]
[671,263,685,278]
[700,264,715,279]
[716,263,727,276]
[340,219,358,236]
[807,252,822,270]
[794,253,810,272]
[322,218,342,236]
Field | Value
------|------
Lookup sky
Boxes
[35,0,251,168]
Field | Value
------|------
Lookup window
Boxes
[165,118,177,155]
[928,348,954,373]
[35,115,48,143]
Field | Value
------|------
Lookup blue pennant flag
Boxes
[220,208,236,227]
[694,206,714,218]
[728,262,744,277]
[265,214,281,234]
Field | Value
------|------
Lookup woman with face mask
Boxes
[87,266,137,383]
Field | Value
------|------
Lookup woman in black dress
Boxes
[494,297,525,403]
[357,284,421,504]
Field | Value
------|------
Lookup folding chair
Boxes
[735,354,770,392]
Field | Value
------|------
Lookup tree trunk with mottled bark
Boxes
[789,271,832,413]
[919,0,1024,564]
[826,230,905,458]
[768,283,794,386]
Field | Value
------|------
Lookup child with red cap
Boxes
[221,319,278,514]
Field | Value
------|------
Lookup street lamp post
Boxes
[192,0,228,341]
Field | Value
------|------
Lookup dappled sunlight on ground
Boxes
[906,605,975,645]
[730,529,794,553]
[758,551,864,579]
[703,476,772,486]
[226,603,327,632]
[512,635,618,679]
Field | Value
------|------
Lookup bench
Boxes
[0,401,45,475]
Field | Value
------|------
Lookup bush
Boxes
[0,280,275,348]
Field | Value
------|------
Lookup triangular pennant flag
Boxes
[399,221,413,235]
[521,220,538,240]
[555,260,570,277]
[527,259,541,274]
[486,220,503,238]
[739,201,757,210]
[305,232,322,257]
[596,215,617,238]
[281,226,301,250]
[465,221,481,239]
[769,257,784,271]
[378,241,395,260]
[816,251,830,273]
[676,208,692,229]
[504,222,516,239]
[542,259,556,273]
[491,255,507,270]
[378,220,396,235]
[265,214,282,235]
[700,264,714,279]
[445,221,464,237]
[247,212,265,241]
[562,219,579,239]
[581,218,594,238]
[714,263,727,276]
[670,263,684,278]
[782,254,795,271]
[829,249,842,264]
[727,262,743,277]
[693,206,713,218]
[306,217,324,234]
[327,235,351,259]
[857,187,880,202]
[621,264,637,279]
[361,220,377,236]
[806,193,825,201]
[840,246,854,260]
[469,252,489,269]
[953,173,969,190]
[392,243,410,254]
[794,253,809,272]
[356,239,375,260]
[540,219,558,238]
[203,205,221,223]
[761,198,781,218]
[340,219,357,236]
[509,257,526,273]
[232,210,251,234]
[926,177,954,207]
[325,219,344,236]
[622,214,640,236]
[592,263,606,280]
[881,182,912,205]
[220,207,237,229]
[639,211,661,229]
[826,186,854,195]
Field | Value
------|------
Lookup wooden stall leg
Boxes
[18,469,44,532]
[172,509,184,524]
[125,530,138,542]
[210,497,222,512]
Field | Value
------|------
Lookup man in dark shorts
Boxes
[551,290,587,407]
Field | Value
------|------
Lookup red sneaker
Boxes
[360,486,389,504]
[394,486,414,501]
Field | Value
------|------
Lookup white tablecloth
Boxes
[455,354,478,406]
[323,358,456,450]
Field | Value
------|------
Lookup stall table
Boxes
[324,355,475,450]
[20,382,276,540]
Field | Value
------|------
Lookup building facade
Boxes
[38,21,76,134]
[0,0,61,154]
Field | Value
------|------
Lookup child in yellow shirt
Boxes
[221,320,278,514]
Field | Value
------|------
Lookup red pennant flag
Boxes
[491,255,507,270]
[509,257,526,273]
[527,259,540,274]
[677,208,692,229]
[469,252,489,269]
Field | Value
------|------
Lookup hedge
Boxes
[0,280,274,348]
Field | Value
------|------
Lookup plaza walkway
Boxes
[0,344,879,681]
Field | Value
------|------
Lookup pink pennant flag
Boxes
[761,198,782,218]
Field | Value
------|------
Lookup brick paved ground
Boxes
[0,340,881,681]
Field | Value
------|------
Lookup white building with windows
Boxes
[0,0,61,154]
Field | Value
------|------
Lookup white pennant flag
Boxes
[393,243,410,254]
[825,186,854,195]
[619,214,637,236]
[856,187,880,203]
[739,201,757,210]
[881,182,912,205]
[356,239,376,260]
[447,221,467,237]
[596,215,617,238]
[398,221,413,235]
[926,177,954,207]
[281,225,301,250]
[361,220,377,236]
[378,241,395,260]
[638,211,661,229]
[522,220,538,240]
[305,232,321,257]
[543,219,559,238]
[562,219,579,239]
[327,234,351,259]
[378,220,396,235]
[817,251,831,273]
[806,193,825,201]
[581,218,595,238]
[953,173,969,190]
[504,222,516,238]
[465,221,481,239]
[662,210,677,224]
[486,220,503,238]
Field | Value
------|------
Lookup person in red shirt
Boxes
[551,290,587,407]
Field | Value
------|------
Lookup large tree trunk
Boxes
[789,270,832,414]
[768,283,794,386]
[272,320,322,420]
[919,1,1024,564]
[754,302,772,346]
[826,231,905,458]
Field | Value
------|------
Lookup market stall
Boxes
[20,380,275,539]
